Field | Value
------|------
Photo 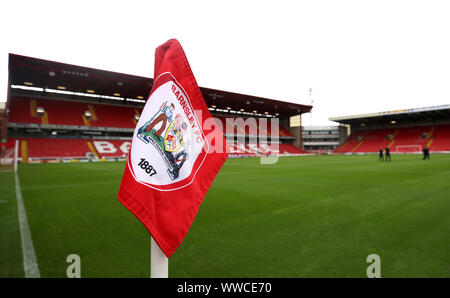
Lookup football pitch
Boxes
[1,154,450,278]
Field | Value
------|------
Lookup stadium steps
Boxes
[41,111,49,125]
[428,126,436,139]
[387,139,396,149]
[30,99,37,117]
[350,140,364,152]
[349,131,369,152]
[133,109,141,125]
[334,140,349,152]
[82,115,91,126]
[20,140,29,164]
[424,126,436,148]
[87,104,98,121]
[30,99,48,125]
[80,104,98,127]
[387,129,399,149]
[86,141,101,159]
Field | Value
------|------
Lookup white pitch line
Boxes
[14,172,40,278]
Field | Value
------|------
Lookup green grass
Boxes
[1,154,450,277]
[0,167,23,277]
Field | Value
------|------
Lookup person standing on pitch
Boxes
[379,148,384,161]
[423,146,430,160]
[385,146,391,162]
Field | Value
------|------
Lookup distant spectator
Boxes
[422,146,430,160]
[379,148,384,161]
[385,147,391,162]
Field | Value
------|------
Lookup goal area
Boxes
[393,145,422,153]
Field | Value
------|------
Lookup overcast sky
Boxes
[1,0,449,125]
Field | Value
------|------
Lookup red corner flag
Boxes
[118,39,228,258]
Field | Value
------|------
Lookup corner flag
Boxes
[118,39,228,258]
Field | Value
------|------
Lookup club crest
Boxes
[129,72,207,190]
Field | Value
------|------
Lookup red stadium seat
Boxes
[8,96,140,128]
[26,138,92,158]
[429,124,450,152]
[12,138,132,160]
[278,143,307,154]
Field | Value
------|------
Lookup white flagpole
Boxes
[14,140,19,173]
[150,236,168,278]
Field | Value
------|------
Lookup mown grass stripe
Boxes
[15,172,40,278]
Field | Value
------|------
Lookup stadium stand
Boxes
[8,96,296,139]
[353,128,397,153]
[331,105,450,154]
[7,137,303,162]
[389,126,433,153]
[334,124,450,153]
[8,97,45,125]
[6,138,132,162]
[7,96,300,160]
[6,98,304,160]
[5,54,312,163]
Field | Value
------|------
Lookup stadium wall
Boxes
[281,115,303,148]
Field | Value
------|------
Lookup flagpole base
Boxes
[151,236,168,278]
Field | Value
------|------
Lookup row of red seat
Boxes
[2,138,130,159]
[8,97,294,137]
[8,96,138,128]
[3,138,306,160]
[335,124,450,153]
